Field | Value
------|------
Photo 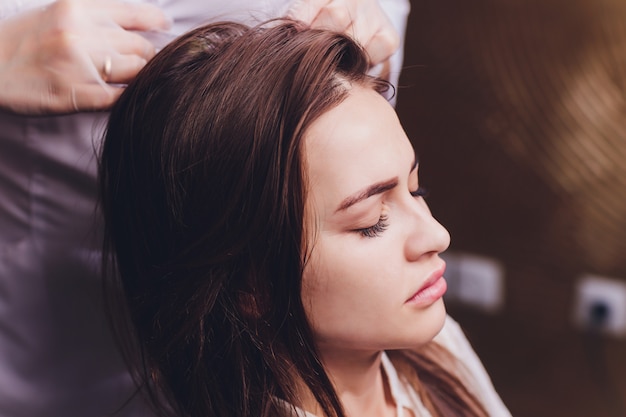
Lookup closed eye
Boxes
[355,214,389,238]
[410,187,428,198]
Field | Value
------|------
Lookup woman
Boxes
[0,2,405,416]
[99,21,510,417]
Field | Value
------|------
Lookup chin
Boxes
[410,298,448,347]
[429,299,448,337]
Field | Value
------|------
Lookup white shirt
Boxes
[287,316,511,417]
[0,1,410,417]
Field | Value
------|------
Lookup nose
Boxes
[403,199,451,261]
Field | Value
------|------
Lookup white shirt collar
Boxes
[284,352,432,417]
[381,352,433,417]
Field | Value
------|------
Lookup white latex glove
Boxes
[0,0,170,115]
[287,0,400,68]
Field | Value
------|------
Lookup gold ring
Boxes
[103,55,112,82]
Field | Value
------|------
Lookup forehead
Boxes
[303,86,414,211]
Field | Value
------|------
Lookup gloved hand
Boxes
[287,0,400,67]
[0,0,170,115]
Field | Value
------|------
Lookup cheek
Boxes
[303,234,401,300]
[300,249,329,320]
[300,241,395,326]
[302,241,365,305]
[301,251,416,350]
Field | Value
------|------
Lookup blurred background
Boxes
[395,0,626,416]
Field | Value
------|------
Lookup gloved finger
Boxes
[71,83,123,111]
[309,1,353,32]
[103,28,158,60]
[105,1,171,32]
[98,54,148,84]
[360,25,400,66]
[286,0,332,23]
[345,3,382,48]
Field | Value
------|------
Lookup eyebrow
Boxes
[335,178,399,213]
[334,154,419,213]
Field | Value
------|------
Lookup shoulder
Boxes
[434,315,513,416]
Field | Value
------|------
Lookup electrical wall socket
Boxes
[442,252,505,313]
[573,274,626,337]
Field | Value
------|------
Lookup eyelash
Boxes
[411,186,428,198]
[355,187,428,238]
[357,214,389,238]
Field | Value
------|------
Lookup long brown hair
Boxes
[99,21,487,417]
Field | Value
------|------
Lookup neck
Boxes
[299,349,396,417]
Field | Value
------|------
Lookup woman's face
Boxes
[302,85,450,357]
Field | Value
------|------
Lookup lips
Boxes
[405,263,448,306]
